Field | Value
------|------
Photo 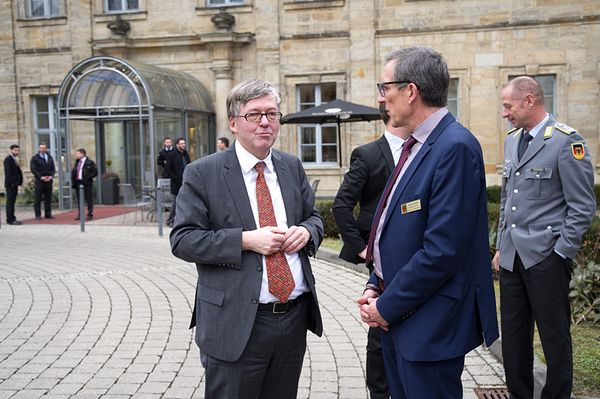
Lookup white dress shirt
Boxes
[384,130,405,166]
[235,141,308,303]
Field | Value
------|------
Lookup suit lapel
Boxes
[383,113,454,227]
[272,151,295,226]
[376,135,395,174]
[223,147,257,231]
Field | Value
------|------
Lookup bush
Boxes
[487,185,502,204]
[595,184,600,209]
[20,179,59,205]
[315,199,339,238]
[571,216,600,325]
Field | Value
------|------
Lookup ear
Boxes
[228,117,238,134]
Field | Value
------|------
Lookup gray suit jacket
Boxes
[496,115,596,270]
[170,145,324,362]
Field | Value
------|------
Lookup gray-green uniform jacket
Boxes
[496,115,596,271]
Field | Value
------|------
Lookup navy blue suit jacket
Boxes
[369,113,499,362]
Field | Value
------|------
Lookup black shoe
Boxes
[87,214,93,220]
[8,221,23,225]
[75,216,81,220]
[45,216,55,219]
[35,216,42,220]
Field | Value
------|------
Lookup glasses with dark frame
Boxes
[376,80,412,97]
[237,112,283,123]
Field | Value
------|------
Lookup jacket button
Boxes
[513,189,519,194]
[511,224,516,228]
[257,266,262,272]
[515,171,520,176]
[511,206,516,211]
[252,298,258,304]
[547,226,552,229]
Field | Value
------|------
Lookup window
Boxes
[26,0,60,18]
[296,83,337,164]
[106,0,139,13]
[32,96,59,159]
[207,0,243,5]
[508,74,556,115]
[447,78,459,119]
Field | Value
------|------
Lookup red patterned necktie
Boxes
[255,162,295,302]
[365,135,418,265]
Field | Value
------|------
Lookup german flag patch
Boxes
[571,142,585,160]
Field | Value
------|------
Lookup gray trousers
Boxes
[201,295,309,399]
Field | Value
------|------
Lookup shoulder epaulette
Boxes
[554,122,576,135]
[506,127,518,135]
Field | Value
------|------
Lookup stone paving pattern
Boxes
[0,220,506,398]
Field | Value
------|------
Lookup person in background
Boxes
[4,144,23,225]
[164,137,190,227]
[494,76,596,399]
[71,148,98,220]
[157,137,174,178]
[30,143,55,220]
[332,105,407,399]
[217,136,230,151]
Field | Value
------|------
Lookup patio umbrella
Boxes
[280,98,382,166]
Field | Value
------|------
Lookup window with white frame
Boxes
[508,74,556,115]
[207,0,243,5]
[106,0,139,13]
[26,0,60,18]
[447,78,459,120]
[296,83,337,164]
[32,96,59,159]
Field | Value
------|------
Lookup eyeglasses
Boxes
[376,80,412,97]
[237,112,282,123]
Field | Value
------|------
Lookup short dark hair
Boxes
[176,137,185,145]
[77,148,87,156]
[10,144,19,150]
[164,137,172,142]
[218,137,230,147]
[385,46,449,108]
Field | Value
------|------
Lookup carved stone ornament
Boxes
[211,8,235,32]
[107,15,131,36]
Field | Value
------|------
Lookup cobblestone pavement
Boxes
[0,222,506,398]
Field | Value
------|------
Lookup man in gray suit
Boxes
[170,79,323,399]
[494,76,596,399]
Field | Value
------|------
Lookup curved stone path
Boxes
[0,224,505,398]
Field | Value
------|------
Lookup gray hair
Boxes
[504,76,545,105]
[385,46,449,108]
[226,79,281,119]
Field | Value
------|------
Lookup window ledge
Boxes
[195,4,253,16]
[283,0,344,11]
[16,16,68,27]
[94,11,148,22]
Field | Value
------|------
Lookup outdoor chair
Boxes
[118,183,152,224]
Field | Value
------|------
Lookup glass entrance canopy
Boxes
[56,56,214,210]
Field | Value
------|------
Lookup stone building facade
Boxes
[1,0,599,198]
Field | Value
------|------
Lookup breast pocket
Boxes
[524,167,552,200]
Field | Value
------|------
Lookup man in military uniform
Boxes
[493,76,596,399]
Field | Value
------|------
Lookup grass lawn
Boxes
[321,237,343,252]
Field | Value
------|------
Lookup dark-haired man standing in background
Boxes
[4,144,23,225]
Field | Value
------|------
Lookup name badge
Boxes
[401,199,421,214]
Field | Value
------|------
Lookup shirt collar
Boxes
[412,107,448,144]
[384,130,405,151]
[527,113,550,139]
[235,140,274,174]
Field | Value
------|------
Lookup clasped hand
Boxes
[243,225,310,255]
[356,290,389,331]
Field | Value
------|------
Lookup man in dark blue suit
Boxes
[358,46,499,398]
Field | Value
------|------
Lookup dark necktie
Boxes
[365,135,418,265]
[518,131,533,161]
[255,162,295,302]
